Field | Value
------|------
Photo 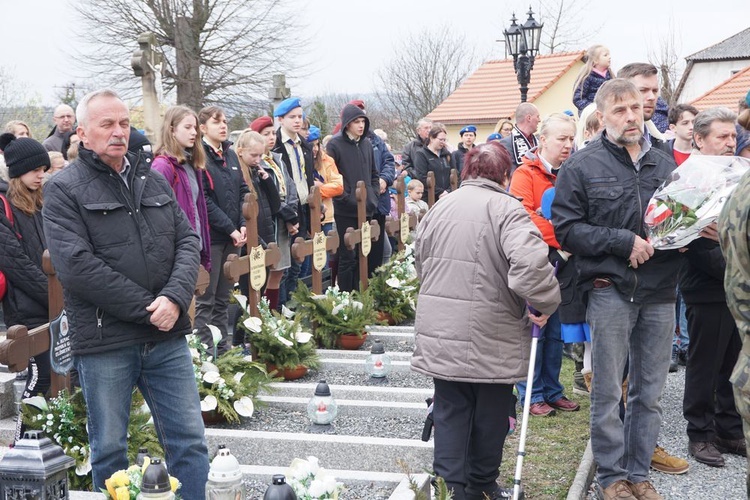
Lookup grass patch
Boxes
[497,357,591,499]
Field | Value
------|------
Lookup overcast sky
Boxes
[3,0,748,106]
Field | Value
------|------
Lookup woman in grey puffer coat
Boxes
[411,142,560,500]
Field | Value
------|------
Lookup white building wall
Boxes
[679,60,750,104]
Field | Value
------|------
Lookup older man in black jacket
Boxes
[43,89,209,499]
[552,79,681,500]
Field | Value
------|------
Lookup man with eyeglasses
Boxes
[43,104,76,153]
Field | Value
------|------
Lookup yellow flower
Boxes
[105,478,117,498]
[115,486,130,500]
[170,476,180,492]
[141,455,151,474]
[110,470,130,488]
[127,464,140,473]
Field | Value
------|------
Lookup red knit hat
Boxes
[249,116,273,133]
[349,99,365,110]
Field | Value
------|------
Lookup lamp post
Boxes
[504,8,544,103]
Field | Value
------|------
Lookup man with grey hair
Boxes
[43,104,76,152]
[402,117,432,177]
[43,89,210,498]
[680,106,745,467]
[499,102,540,175]
[553,79,681,500]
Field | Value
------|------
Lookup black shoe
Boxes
[677,350,688,366]
[688,440,725,467]
[715,436,747,457]
[669,358,678,373]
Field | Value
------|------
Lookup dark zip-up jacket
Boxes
[552,132,682,303]
[42,146,200,355]
[326,104,379,217]
[368,131,395,216]
[202,140,250,245]
[0,201,48,328]
[414,146,455,201]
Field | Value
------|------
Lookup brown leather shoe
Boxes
[528,401,556,417]
[688,440,725,467]
[630,480,663,500]
[602,480,637,500]
[547,396,580,412]
[650,445,689,474]
[714,436,747,457]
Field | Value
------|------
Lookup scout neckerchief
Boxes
[510,125,538,165]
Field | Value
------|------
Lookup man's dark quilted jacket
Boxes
[42,147,200,355]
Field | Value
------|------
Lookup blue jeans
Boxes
[673,290,689,354]
[516,311,564,404]
[74,337,209,499]
[586,286,673,489]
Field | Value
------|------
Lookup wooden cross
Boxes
[426,171,436,208]
[224,192,281,318]
[343,181,381,292]
[291,186,339,295]
[384,176,418,252]
[425,169,460,209]
[0,252,212,397]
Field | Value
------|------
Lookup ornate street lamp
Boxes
[504,7,544,103]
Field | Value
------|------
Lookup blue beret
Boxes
[487,133,503,142]
[307,125,321,143]
[273,97,302,118]
[459,125,477,136]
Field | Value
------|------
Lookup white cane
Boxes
[512,311,542,500]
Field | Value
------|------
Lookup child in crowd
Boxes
[573,44,612,115]
[406,179,428,215]
[47,151,66,175]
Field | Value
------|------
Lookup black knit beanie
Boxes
[0,133,51,178]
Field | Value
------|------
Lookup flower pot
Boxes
[266,364,309,381]
[336,332,368,350]
[201,409,226,426]
[377,311,398,326]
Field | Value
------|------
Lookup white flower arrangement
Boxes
[187,331,274,423]
[287,456,343,499]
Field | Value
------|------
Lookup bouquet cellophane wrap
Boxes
[644,155,750,250]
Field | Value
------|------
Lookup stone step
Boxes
[258,395,425,418]
[0,445,430,499]
[266,382,432,403]
[0,417,434,475]
[205,429,433,474]
[0,371,18,420]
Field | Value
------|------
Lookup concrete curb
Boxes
[566,438,595,500]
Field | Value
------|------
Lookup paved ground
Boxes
[588,363,747,499]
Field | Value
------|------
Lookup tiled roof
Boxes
[426,51,585,125]
[690,64,750,111]
[687,28,750,61]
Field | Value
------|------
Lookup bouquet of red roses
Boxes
[644,155,750,249]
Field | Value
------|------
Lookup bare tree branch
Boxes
[647,17,683,106]
[72,0,306,111]
[374,26,479,149]
[537,0,599,54]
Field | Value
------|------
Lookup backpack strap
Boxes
[0,193,20,240]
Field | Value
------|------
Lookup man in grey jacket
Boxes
[43,89,209,498]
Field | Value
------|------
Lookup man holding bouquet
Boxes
[681,107,744,467]
[553,79,681,500]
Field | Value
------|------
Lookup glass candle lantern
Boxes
[306,380,338,426]
[365,340,392,378]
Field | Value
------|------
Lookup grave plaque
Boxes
[49,310,72,375]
